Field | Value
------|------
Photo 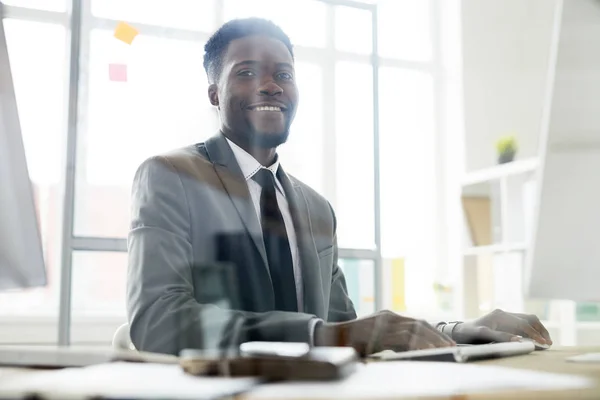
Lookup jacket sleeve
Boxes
[326,205,358,323]
[127,156,315,355]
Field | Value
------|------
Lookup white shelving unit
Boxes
[459,158,600,346]
[454,0,600,346]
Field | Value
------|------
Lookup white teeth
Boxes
[253,106,281,112]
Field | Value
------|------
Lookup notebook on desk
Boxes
[371,341,535,363]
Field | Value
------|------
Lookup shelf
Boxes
[462,158,539,187]
[463,243,528,256]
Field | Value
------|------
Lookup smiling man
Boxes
[126,18,552,356]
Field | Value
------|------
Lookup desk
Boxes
[1,347,598,399]
[242,347,600,400]
[469,346,600,399]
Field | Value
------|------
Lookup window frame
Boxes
[2,0,445,346]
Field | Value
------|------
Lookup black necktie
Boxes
[252,168,298,312]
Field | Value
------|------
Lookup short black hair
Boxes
[203,18,294,83]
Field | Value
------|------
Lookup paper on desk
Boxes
[567,352,600,363]
[246,361,594,399]
[0,362,259,400]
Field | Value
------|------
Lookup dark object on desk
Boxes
[180,345,358,381]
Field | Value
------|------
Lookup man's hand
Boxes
[452,309,553,345]
[314,310,455,356]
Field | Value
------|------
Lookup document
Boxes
[0,362,259,400]
[567,353,600,363]
[246,361,593,399]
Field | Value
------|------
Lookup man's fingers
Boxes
[477,326,519,343]
[516,314,553,344]
[516,321,547,344]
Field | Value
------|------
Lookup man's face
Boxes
[211,35,298,149]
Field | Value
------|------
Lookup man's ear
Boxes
[208,84,219,107]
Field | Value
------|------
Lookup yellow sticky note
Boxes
[114,22,139,45]
[391,258,406,311]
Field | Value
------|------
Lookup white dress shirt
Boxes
[225,138,304,312]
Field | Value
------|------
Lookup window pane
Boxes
[378,0,432,61]
[335,62,374,249]
[91,0,215,32]
[2,0,65,12]
[278,62,324,195]
[70,252,127,345]
[379,67,436,313]
[74,29,218,238]
[0,20,66,330]
[339,259,375,317]
[335,6,372,55]
[223,0,327,48]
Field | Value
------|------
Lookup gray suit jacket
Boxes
[127,133,357,355]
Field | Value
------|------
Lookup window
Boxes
[0,19,67,319]
[277,62,324,195]
[379,67,437,313]
[335,6,372,54]
[2,0,447,345]
[2,0,65,12]
[70,252,127,344]
[223,0,327,48]
[91,0,216,31]
[339,259,375,317]
[335,61,375,250]
[74,29,216,238]
[378,0,433,61]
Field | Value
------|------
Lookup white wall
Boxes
[461,0,558,172]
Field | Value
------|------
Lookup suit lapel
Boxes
[204,134,269,270]
[277,167,325,316]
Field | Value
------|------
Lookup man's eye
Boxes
[238,70,255,77]
[277,72,293,81]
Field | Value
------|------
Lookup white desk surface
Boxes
[0,346,598,400]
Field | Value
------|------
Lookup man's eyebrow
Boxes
[231,61,295,70]
[231,60,260,69]
[276,62,294,70]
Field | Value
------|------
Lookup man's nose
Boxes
[258,81,283,96]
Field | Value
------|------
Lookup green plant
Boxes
[496,135,518,155]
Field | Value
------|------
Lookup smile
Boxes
[246,102,288,112]
[250,106,282,112]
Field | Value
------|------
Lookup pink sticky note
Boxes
[108,63,128,82]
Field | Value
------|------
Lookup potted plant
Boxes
[496,135,518,164]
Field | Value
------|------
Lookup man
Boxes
[127,18,552,356]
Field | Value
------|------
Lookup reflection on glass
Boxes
[91,0,215,32]
[74,29,218,238]
[378,0,432,61]
[277,62,324,195]
[335,6,372,54]
[339,259,375,317]
[335,61,375,249]
[379,67,436,312]
[223,0,327,48]
[0,20,66,319]
[2,0,65,12]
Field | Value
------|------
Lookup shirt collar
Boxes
[225,137,281,182]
